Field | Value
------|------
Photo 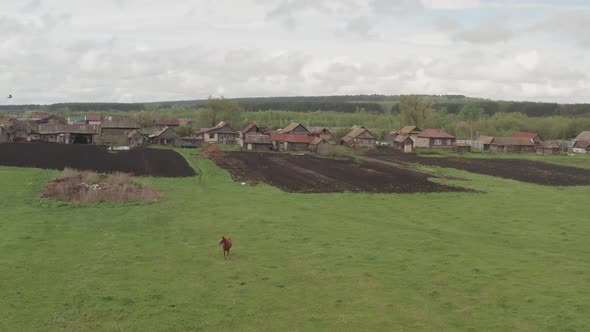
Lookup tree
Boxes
[400,95,433,128]
[198,97,244,128]
[175,125,193,137]
[458,102,485,139]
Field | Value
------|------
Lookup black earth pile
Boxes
[0,143,196,177]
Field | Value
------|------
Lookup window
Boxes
[434,139,442,145]
[209,134,215,139]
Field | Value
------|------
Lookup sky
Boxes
[1,0,590,104]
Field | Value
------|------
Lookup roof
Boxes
[393,134,412,143]
[513,132,539,139]
[574,140,590,149]
[127,130,144,138]
[576,131,590,141]
[85,114,102,122]
[244,134,272,144]
[539,141,560,149]
[491,137,534,146]
[400,126,421,135]
[38,124,98,135]
[344,126,375,139]
[149,126,176,138]
[154,118,180,126]
[30,112,50,120]
[476,135,494,145]
[270,132,310,144]
[310,137,329,145]
[101,116,140,129]
[310,127,332,134]
[240,123,258,134]
[417,128,455,139]
[282,122,309,134]
[197,121,235,134]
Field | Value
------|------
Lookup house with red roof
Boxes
[415,129,455,149]
[271,132,311,151]
[85,114,102,125]
[513,132,542,143]
[153,118,181,129]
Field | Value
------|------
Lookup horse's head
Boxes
[219,236,226,245]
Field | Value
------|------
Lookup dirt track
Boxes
[209,151,468,193]
[0,143,196,177]
[366,149,590,186]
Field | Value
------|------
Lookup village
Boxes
[1,111,589,155]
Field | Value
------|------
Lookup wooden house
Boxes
[127,130,147,146]
[310,137,332,154]
[340,126,376,148]
[271,133,310,151]
[96,116,141,145]
[536,141,560,155]
[490,137,535,153]
[415,129,455,149]
[393,134,414,153]
[150,127,177,146]
[153,118,181,129]
[196,122,237,144]
[473,136,494,152]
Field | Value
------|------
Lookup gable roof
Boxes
[310,127,332,134]
[576,131,590,141]
[539,141,560,149]
[240,123,260,134]
[197,121,235,134]
[400,126,421,135]
[244,134,272,144]
[270,132,311,144]
[30,112,50,120]
[282,122,309,134]
[513,132,539,139]
[38,124,98,135]
[85,114,102,122]
[101,116,140,129]
[149,126,176,138]
[127,130,144,138]
[310,137,330,145]
[344,126,375,140]
[417,128,455,139]
[491,137,534,146]
[393,134,412,143]
[574,140,590,149]
[476,135,495,145]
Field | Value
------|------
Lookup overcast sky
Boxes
[1,0,590,104]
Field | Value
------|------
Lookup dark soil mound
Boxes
[209,151,468,194]
[367,149,590,186]
[0,143,196,177]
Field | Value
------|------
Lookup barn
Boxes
[536,141,560,155]
[490,137,535,153]
[96,116,141,145]
[150,127,177,146]
[243,134,273,151]
[473,136,494,152]
[128,130,147,146]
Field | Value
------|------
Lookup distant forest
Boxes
[2,95,590,117]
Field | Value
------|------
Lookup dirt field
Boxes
[366,149,590,186]
[209,151,468,193]
[0,143,196,177]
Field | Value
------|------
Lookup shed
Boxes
[150,127,177,146]
[490,137,535,153]
[310,137,332,154]
[310,127,335,141]
[393,134,414,153]
[97,116,141,145]
[244,134,273,152]
[271,133,310,151]
[473,136,494,152]
[452,143,472,153]
[536,141,560,155]
[128,130,147,146]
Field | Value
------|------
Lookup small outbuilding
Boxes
[243,134,273,151]
[128,130,147,146]
[536,141,560,155]
[490,137,535,153]
[452,143,472,153]
[150,127,177,146]
[271,133,310,151]
[473,136,494,152]
[393,135,414,153]
[310,137,332,154]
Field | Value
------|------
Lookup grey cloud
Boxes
[455,21,514,44]
[531,12,590,48]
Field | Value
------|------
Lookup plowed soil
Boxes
[366,149,590,186]
[0,143,196,177]
[209,151,468,193]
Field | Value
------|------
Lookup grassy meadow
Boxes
[1,150,590,331]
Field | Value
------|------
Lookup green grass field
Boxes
[1,150,589,331]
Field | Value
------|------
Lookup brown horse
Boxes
[219,236,232,259]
